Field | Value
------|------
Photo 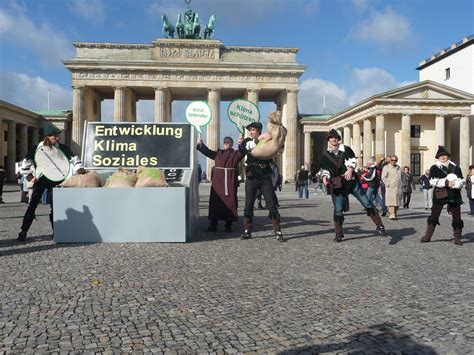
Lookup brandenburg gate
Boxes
[64,38,305,181]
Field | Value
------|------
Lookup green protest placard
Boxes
[185,101,212,134]
[227,99,260,135]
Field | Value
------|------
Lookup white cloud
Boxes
[350,7,412,49]
[0,7,73,68]
[348,67,415,104]
[68,0,105,24]
[351,0,370,14]
[0,72,71,110]
[298,78,349,114]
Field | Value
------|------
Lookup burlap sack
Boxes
[61,170,102,188]
[251,111,287,160]
[135,166,168,187]
[104,168,137,188]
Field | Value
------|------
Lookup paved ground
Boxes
[1,182,474,354]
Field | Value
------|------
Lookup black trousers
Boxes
[21,177,57,232]
[403,192,411,207]
[244,176,279,220]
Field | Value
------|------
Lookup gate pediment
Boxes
[381,80,474,101]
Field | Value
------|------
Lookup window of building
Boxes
[410,125,421,138]
[411,153,421,176]
[445,67,450,80]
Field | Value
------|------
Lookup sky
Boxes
[0,0,473,161]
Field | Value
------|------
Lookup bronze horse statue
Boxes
[161,14,174,38]
[203,15,215,39]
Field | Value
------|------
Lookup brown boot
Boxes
[420,217,438,243]
[453,231,463,245]
[271,219,284,242]
[241,217,252,240]
[367,208,386,236]
[334,219,344,242]
[452,220,464,245]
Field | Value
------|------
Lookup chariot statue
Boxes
[161,0,216,40]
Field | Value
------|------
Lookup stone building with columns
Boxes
[63,38,305,182]
[0,100,71,182]
[300,81,474,177]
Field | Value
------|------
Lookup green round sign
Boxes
[227,99,260,135]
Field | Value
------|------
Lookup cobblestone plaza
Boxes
[1,183,473,354]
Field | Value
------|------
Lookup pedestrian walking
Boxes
[419,169,433,210]
[401,166,415,208]
[197,136,244,233]
[17,124,79,242]
[239,117,284,242]
[320,129,386,242]
[421,146,465,245]
[382,156,402,220]
[378,158,389,216]
[466,164,474,216]
[297,165,309,199]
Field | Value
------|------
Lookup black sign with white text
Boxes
[82,122,192,169]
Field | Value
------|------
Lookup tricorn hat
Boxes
[435,145,450,159]
[327,128,341,141]
[43,123,62,136]
[246,121,263,131]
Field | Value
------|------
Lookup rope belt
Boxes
[214,167,236,196]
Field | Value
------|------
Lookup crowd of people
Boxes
[5,115,474,247]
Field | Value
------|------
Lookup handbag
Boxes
[435,187,448,199]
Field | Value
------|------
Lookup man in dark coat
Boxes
[197,136,244,232]
[0,165,6,204]
[320,129,386,242]
[239,121,284,242]
[421,146,464,245]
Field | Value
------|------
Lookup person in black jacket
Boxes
[320,129,386,242]
[420,146,464,245]
[419,169,433,210]
[17,125,78,242]
[239,121,284,242]
[467,165,474,216]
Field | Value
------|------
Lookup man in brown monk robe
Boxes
[197,136,245,232]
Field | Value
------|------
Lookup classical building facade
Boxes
[63,38,306,181]
[0,100,71,181]
[300,81,474,177]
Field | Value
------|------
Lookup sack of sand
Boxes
[104,168,137,188]
[135,166,168,187]
[61,170,102,188]
[250,111,287,160]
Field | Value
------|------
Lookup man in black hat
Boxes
[421,146,464,245]
[17,124,77,242]
[238,121,284,242]
[320,129,386,242]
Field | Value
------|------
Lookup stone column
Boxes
[31,127,39,146]
[207,89,221,177]
[246,89,259,106]
[363,119,372,166]
[7,121,16,182]
[352,122,361,167]
[166,90,173,122]
[304,132,311,166]
[460,115,470,176]
[375,114,385,163]
[283,90,298,182]
[343,126,351,146]
[19,124,28,160]
[435,114,445,147]
[400,114,411,168]
[114,87,126,122]
[72,86,85,155]
[125,89,137,122]
[154,87,167,123]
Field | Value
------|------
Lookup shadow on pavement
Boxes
[280,322,436,355]
[0,235,88,257]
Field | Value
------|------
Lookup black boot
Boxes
[271,219,285,242]
[334,218,344,242]
[241,218,252,240]
[18,213,35,242]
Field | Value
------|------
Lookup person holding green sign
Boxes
[239,119,284,242]
[197,135,245,233]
